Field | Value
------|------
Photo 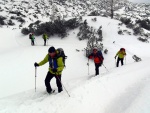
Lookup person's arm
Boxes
[88,53,93,59]
[38,54,49,66]
[115,51,119,59]
[123,51,126,56]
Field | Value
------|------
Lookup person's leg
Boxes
[116,58,120,67]
[55,75,63,93]
[44,39,46,46]
[32,40,34,45]
[95,63,100,75]
[45,72,54,93]
[121,58,124,66]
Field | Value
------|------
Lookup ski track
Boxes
[104,77,149,113]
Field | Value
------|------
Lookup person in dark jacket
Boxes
[34,46,64,93]
[88,48,104,75]
[29,33,35,46]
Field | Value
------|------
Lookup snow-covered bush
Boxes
[10,16,16,20]
[7,20,15,26]
[132,55,142,62]
[133,27,143,35]
[34,20,41,25]
[120,17,131,25]
[88,11,100,16]
[21,28,30,35]
[118,23,123,26]
[126,23,134,29]
[136,19,150,31]
[118,30,123,35]
[16,17,25,23]
[85,43,103,57]
[77,23,91,40]
[64,18,80,30]
[22,18,80,38]
[76,21,104,57]
[104,49,108,54]
[0,16,6,25]
[97,26,103,41]
[144,33,150,38]
[9,11,24,17]
[91,18,97,22]
[138,37,149,43]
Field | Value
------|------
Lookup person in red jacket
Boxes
[88,48,104,75]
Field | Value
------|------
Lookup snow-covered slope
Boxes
[0,16,150,113]
[0,0,129,29]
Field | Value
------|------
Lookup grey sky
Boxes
[128,0,150,3]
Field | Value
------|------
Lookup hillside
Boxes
[0,0,150,113]
[0,16,150,113]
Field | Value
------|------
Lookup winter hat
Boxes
[93,47,98,51]
[48,46,56,53]
[120,48,125,51]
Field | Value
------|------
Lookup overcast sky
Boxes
[129,0,150,3]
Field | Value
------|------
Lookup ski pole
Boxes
[55,75,70,97]
[87,59,89,75]
[34,39,37,45]
[47,39,49,45]
[115,57,116,67]
[35,67,37,92]
[125,56,126,65]
[102,64,109,72]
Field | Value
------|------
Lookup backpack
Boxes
[97,51,104,62]
[57,48,67,67]
[29,34,32,39]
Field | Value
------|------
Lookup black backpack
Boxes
[57,48,67,67]
[29,34,32,39]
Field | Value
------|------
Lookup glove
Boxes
[34,62,39,67]
[88,56,92,59]
[52,68,57,73]
[100,61,103,66]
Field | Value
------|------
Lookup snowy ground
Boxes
[0,16,150,113]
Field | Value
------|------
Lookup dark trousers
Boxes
[31,40,34,45]
[116,58,124,67]
[44,39,46,46]
[45,72,62,92]
[95,63,101,75]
